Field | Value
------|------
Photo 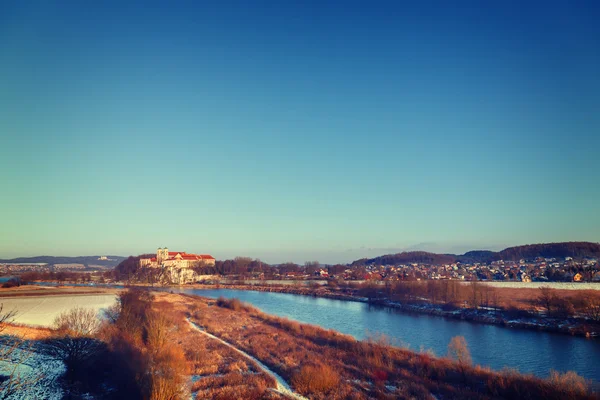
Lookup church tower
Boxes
[157,247,169,263]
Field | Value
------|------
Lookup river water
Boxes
[168,287,600,382]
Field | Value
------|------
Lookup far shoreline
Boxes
[11,279,600,339]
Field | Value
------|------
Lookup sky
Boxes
[1,1,599,264]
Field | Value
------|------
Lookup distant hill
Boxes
[350,251,456,267]
[496,242,600,261]
[0,255,126,268]
[350,242,600,266]
[456,250,498,264]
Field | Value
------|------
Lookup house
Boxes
[520,273,532,283]
[316,269,329,278]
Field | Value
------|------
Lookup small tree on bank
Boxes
[447,335,472,381]
[447,336,471,366]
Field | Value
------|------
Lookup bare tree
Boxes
[468,281,480,308]
[54,307,102,337]
[583,298,600,322]
[447,336,472,368]
[104,302,121,324]
[44,307,104,379]
[538,286,555,314]
[304,261,320,275]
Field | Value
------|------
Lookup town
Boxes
[2,254,600,285]
[326,256,600,283]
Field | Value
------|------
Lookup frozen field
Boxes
[0,294,117,327]
[481,282,600,290]
[0,344,65,400]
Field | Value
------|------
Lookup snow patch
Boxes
[0,344,65,400]
[0,295,117,327]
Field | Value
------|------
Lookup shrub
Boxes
[582,298,600,321]
[548,370,590,398]
[447,336,471,366]
[149,345,189,400]
[504,305,534,319]
[291,363,340,395]
[54,307,101,337]
[550,298,575,319]
[215,297,255,312]
[145,311,172,351]
[44,336,106,380]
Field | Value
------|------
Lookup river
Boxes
[167,287,600,383]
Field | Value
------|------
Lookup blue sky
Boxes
[1,1,599,263]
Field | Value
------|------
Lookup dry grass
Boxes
[0,285,118,297]
[1,323,55,339]
[151,295,278,399]
[159,292,596,400]
[491,287,600,311]
[290,363,340,396]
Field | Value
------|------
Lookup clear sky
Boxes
[1,1,599,263]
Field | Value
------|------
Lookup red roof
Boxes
[148,251,215,261]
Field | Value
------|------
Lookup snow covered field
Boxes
[0,295,117,327]
[0,344,65,400]
[481,282,600,290]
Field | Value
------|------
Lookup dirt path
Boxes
[186,319,307,400]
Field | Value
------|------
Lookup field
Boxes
[482,282,600,290]
[0,287,117,327]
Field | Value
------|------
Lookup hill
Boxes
[0,255,126,268]
[350,251,456,267]
[350,241,600,266]
[496,242,600,261]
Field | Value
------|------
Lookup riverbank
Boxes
[2,287,597,398]
[174,292,596,399]
[19,280,600,339]
[182,282,600,339]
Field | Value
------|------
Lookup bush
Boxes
[447,336,471,366]
[54,307,102,337]
[547,370,590,398]
[145,311,172,351]
[215,297,255,312]
[504,305,534,319]
[291,363,340,396]
[44,336,106,380]
[149,345,189,400]
[116,289,154,338]
[550,298,575,319]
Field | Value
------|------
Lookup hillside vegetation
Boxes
[351,242,600,266]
